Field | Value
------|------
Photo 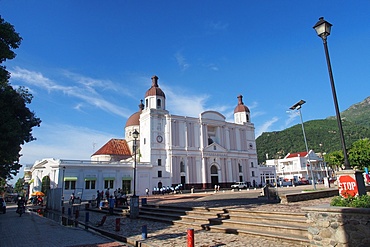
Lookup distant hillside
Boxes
[256,96,370,164]
[328,96,370,129]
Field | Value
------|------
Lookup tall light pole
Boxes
[313,17,366,197]
[130,129,140,219]
[290,100,316,190]
[313,17,350,170]
[61,166,65,207]
[132,129,139,196]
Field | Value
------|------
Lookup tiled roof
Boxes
[92,139,131,157]
[285,152,308,158]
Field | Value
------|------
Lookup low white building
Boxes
[25,75,275,206]
[265,150,331,184]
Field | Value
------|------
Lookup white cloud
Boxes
[163,85,208,117]
[20,123,114,165]
[285,110,299,127]
[255,117,279,137]
[205,21,229,31]
[174,52,190,71]
[8,123,113,185]
[10,67,132,118]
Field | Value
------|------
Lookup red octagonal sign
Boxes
[338,175,358,198]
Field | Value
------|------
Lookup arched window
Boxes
[180,161,185,173]
[157,99,161,108]
[210,165,218,174]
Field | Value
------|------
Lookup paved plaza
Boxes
[1,185,334,247]
[0,204,128,247]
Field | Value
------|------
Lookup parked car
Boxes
[231,182,247,189]
[297,179,310,185]
[0,197,6,214]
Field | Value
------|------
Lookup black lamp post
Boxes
[313,17,350,170]
[61,166,65,207]
[130,129,140,219]
[313,17,367,197]
[132,129,139,196]
[290,100,316,190]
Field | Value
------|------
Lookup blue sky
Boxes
[2,1,370,183]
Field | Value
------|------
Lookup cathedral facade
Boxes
[27,75,274,201]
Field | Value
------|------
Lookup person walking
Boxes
[105,189,110,200]
[69,193,75,205]
[145,188,149,197]
[96,190,101,208]
[108,195,115,215]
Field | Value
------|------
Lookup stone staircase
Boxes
[139,204,309,245]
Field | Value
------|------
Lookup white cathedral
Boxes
[25,75,275,203]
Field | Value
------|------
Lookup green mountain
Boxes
[256,96,370,164]
[328,96,370,129]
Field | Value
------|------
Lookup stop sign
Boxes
[338,175,358,198]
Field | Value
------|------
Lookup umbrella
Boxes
[31,191,45,196]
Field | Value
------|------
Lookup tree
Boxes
[324,150,344,173]
[0,16,41,180]
[0,16,22,85]
[14,178,25,194]
[348,138,370,170]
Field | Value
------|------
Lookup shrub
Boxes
[330,195,370,208]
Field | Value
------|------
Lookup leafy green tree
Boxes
[0,178,6,195]
[348,138,370,170]
[0,16,22,85]
[324,150,344,172]
[14,178,25,194]
[0,16,41,180]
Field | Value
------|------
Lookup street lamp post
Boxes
[290,100,316,190]
[130,129,140,219]
[132,129,139,196]
[313,17,350,169]
[61,166,65,207]
[313,17,366,197]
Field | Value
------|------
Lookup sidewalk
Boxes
[0,204,130,247]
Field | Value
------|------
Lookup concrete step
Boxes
[210,218,307,237]
[179,214,221,225]
[205,224,310,245]
[139,210,183,221]
[138,214,175,223]
[226,208,306,219]
[220,212,306,227]
[138,204,309,245]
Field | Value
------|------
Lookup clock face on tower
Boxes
[156,135,163,143]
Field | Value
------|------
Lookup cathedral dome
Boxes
[144,75,166,98]
[234,95,250,113]
[125,100,144,127]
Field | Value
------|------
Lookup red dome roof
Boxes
[125,112,140,127]
[234,95,250,113]
[145,75,165,98]
[125,100,144,127]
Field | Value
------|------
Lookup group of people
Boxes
[152,184,183,195]
[96,188,128,211]
[30,195,43,206]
